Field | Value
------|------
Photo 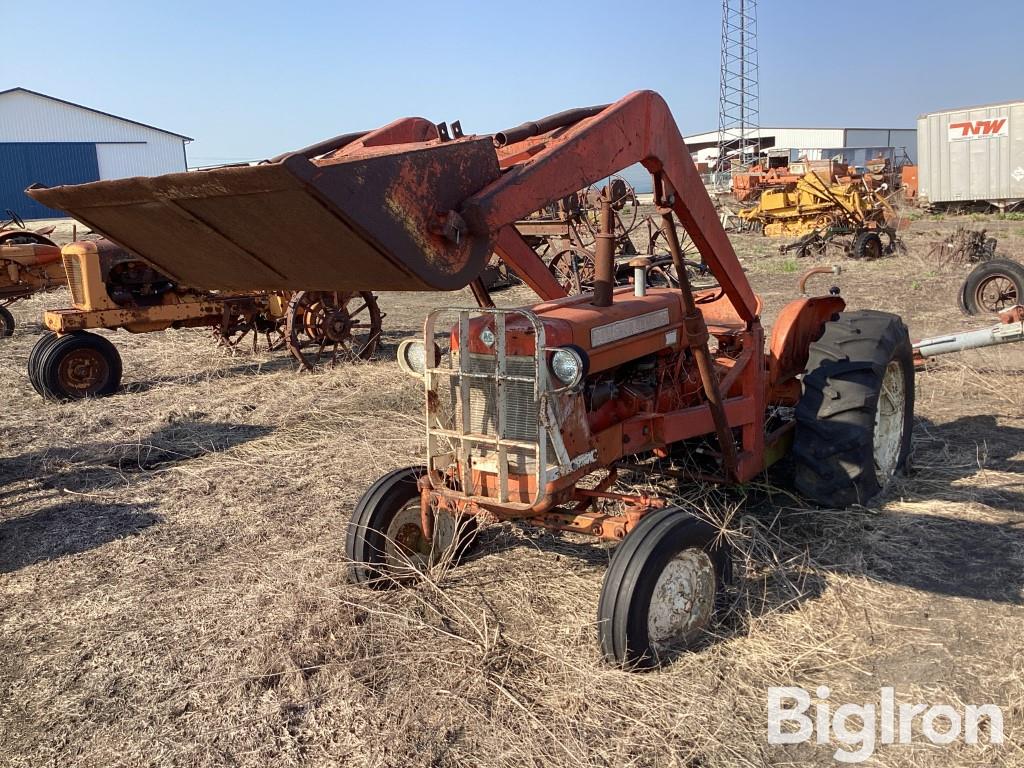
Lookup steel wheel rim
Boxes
[340,295,378,359]
[58,348,109,396]
[976,275,1017,312]
[873,360,906,484]
[646,548,716,651]
[548,247,594,294]
[383,503,459,574]
[287,291,380,369]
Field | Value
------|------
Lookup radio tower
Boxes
[716,0,760,172]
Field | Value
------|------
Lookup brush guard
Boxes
[423,307,574,509]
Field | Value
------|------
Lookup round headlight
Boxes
[479,327,495,348]
[550,347,586,388]
[397,339,438,377]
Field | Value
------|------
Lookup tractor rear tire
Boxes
[851,230,883,260]
[960,258,1024,315]
[32,331,123,401]
[0,305,13,337]
[346,466,477,587]
[793,310,914,507]
[597,508,732,669]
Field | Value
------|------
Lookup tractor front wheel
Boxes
[0,305,14,337]
[793,310,914,507]
[597,508,732,669]
[31,331,123,401]
[345,466,477,587]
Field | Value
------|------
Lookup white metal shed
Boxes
[0,87,191,219]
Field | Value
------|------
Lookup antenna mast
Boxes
[717,0,760,172]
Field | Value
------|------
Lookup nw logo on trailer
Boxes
[947,119,1008,141]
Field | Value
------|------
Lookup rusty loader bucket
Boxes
[27,135,501,293]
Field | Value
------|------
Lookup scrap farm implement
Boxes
[28,91,915,668]
[23,237,383,399]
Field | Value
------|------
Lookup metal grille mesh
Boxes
[63,255,84,305]
[432,353,539,473]
[460,354,537,440]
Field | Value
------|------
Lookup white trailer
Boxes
[917,99,1024,209]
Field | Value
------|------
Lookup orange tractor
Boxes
[26,236,383,399]
[0,209,63,336]
[29,91,914,668]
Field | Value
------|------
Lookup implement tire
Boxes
[851,230,883,260]
[960,258,1024,315]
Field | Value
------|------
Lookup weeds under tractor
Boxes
[0,209,63,336]
[26,238,383,399]
[28,91,915,668]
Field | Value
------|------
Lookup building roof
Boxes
[685,125,915,138]
[705,126,915,132]
[917,99,1024,118]
[0,87,193,141]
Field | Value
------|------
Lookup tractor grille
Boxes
[424,308,550,506]
[455,353,538,474]
[459,354,538,441]
[63,255,85,306]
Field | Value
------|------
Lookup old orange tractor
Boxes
[24,235,383,399]
[0,209,63,336]
[28,91,914,668]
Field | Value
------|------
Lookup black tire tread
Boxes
[27,331,59,396]
[0,305,14,337]
[852,231,883,260]
[598,508,731,668]
[35,331,122,401]
[346,466,423,586]
[793,310,914,507]
[346,466,475,587]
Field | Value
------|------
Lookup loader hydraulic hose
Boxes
[264,130,370,164]
[493,105,610,147]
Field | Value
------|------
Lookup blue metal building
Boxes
[0,88,191,220]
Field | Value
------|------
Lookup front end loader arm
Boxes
[463,90,758,323]
[27,91,753,320]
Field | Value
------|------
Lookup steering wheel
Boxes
[4,209,26,230]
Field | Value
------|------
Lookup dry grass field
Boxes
[2,213,1023,767]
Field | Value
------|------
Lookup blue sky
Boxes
[7,0,1023,165]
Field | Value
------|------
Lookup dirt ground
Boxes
[1,212,1023,767]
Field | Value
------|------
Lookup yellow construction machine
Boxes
[739,170,905,259]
